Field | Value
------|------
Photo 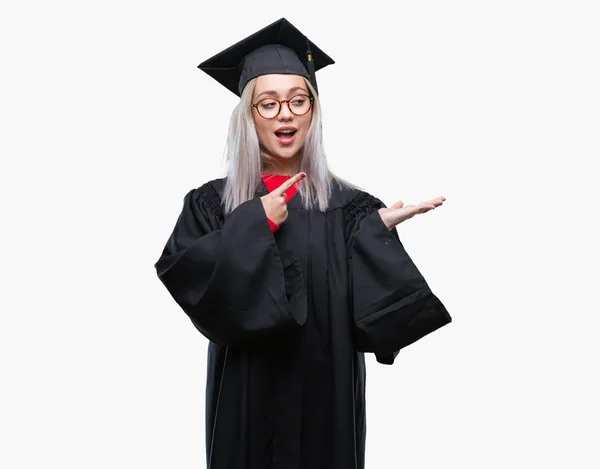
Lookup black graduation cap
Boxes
[198,18,335,96]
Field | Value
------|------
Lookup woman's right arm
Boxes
[154,187,307,346]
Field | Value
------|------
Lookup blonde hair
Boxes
[221,76,354,214]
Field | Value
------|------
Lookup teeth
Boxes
[278,130,294,134]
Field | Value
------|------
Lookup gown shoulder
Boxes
[328,180,385,216]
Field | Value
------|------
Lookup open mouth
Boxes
[275,129,297,144]
[275,129,297,139]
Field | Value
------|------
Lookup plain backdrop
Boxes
[1,0,599,468]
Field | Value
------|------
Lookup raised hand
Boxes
[260,172,306,225]
[378,196,446,230]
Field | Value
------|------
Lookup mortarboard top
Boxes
[198,18,335,96]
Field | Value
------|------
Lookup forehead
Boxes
[253,74,308,97]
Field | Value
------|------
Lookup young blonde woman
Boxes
[155,17,452,469]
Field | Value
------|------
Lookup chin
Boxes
[277,149,300,159]
[268,145,302,160]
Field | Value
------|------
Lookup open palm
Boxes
[378,196,446,230]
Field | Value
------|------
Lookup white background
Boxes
[1,0,599,467]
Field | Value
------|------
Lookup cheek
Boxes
[255,121,272,143]
[298,117,312,139]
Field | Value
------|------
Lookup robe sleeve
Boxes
[346,192,452,365]
[154,186,307,346]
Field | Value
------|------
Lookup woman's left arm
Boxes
[348,193,452,364]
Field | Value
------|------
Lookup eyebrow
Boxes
[255,86,308,100]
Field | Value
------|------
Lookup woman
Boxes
[154,18,451,469]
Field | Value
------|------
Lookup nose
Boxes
[277,102,294,121]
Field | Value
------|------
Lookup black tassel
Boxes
[305,38,318,94]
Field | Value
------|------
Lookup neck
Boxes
[262,154,300,176]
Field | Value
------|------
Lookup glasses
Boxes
[252,94,314,119]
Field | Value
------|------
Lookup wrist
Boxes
[377,208,392,230]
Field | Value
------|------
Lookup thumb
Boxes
[391,200,404,209]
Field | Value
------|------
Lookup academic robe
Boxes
[154,177,451,469]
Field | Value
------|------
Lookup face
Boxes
[252,74,313,163]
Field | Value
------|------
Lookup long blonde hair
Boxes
[221,76,353,214]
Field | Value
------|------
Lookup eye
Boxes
[259,99,277,109]
[290,97,306,106]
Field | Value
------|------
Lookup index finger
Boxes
[425,196,446,207]
[272,172,306,195]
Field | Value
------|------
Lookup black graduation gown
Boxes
[154,177,451,469]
